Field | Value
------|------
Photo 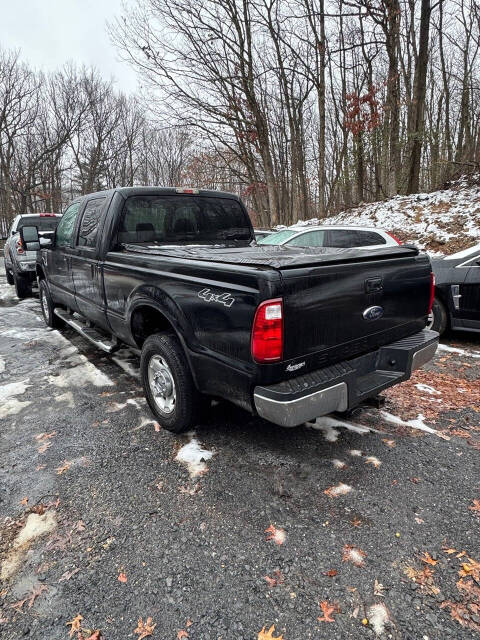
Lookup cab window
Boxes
[56,202,81,248]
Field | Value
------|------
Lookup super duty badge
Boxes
[198,288,235,308]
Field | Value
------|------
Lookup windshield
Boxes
[257,229,299,245]
[117,195,252,246]
[17,216,59,232]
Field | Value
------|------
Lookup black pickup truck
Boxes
[21,187,438,433]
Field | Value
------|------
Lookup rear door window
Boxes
[56,202,81,248]
[325,229,386,248]
[287,230,325,247]
[77,198,106,248]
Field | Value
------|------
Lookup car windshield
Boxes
[118,195,252,246]
[17,216,59,232]
[257,229,299,244]
[444,243,480,260]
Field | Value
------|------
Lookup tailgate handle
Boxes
[365,277,383,293]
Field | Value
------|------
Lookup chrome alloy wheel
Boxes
[148,355,176,414]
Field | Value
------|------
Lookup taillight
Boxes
[16,238,25,254]
[251,298,283,363]
[40,213,56,217]
[386,231,402,245]
[175,187,199,194]
[428,272,435,314]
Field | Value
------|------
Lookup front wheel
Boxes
[427,297,448,335]
[13,272,31,299]
[141,333,201,433]
[39,279,63,328]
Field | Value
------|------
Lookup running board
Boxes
[54,308,120,353]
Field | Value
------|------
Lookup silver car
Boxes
[4,213,61,298]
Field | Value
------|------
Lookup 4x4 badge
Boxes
[198,288,235,308]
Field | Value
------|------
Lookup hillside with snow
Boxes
[296,175,480,255]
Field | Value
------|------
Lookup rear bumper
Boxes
[253,329,439,427]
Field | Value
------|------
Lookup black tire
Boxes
[141,333,201,433]
[428,296,448,335]
[13,272,31,299]
[39,279,63,328]
[5,263,14,285]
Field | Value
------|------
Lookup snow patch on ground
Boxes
[0,379,30,402]
[331,458,347,469]
[0,511,57,581]
[0,379,32,419]
[307,415,373,441]
[367,603,390,635]
[382,411,437,435]
[112,348,140,379]
[325,482,353,497]
[175,434,214,478]
[54,392,75,408]
[415,383,441,395]
[48,356,113,388]
[437,343,480,358]
[0,356,5,373]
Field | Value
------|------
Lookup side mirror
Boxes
[40,236,53,248]
[19,225,40,251]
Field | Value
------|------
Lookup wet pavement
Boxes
[0,273,479,639]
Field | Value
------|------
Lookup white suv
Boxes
[257,225,401,249]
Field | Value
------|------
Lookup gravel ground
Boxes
[0,273,479,640]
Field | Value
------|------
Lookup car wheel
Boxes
[141,333,201,433]
[13,272,31,299]
[4,262,14,285]
[39,279,63,328]
[426,297,448,335]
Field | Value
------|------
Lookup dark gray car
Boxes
[429,243,480,335]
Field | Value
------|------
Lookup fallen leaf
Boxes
[59,568,80,582]
[84,632,102,640]
[154,423,161,432]
[118,572,127,583]
[38,442,51,454]
[415,516,424,524]
[35,431,56,441]
[19,497,28,506]
[134,616,156,639]
[27,584,47,608]
[351,516,362,527]
[443,547,457,554]
[186,620,192,627]
[177,631,189,639]
[374,578,385,596]
[67,614,83,637]
[459,557,480,583]
[10,598,27,612]
[318,600,336,622]
[382,438,396,448]
[265,524,286,545]
[469,499,480,515]
[257,625,284,639]
[55,461,71,475]
[342,545,366,567]
[365,456,382,468]
[35,464,47,471]
[420,552,437,566]
[324,569,338,577]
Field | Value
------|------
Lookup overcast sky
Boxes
[0,0,139,93]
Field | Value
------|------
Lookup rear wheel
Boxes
[39,279,63,328]
[141,333,201,433]
[13,272,31,299]
[427,297,448,335]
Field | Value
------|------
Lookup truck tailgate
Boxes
[280,250,432,367]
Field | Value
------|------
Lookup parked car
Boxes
[22,187,437,433]
[428,243,480,335]
[4,213,61,298]
[257,225,401,249]
[254,229,274,242]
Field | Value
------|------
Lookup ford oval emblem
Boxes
[363,305,384,321]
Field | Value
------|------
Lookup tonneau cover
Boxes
[122,243,419,269]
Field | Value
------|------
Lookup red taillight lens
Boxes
[40,213,56,217]
[428,272,435,314]
[386,231,402,245]
[251,298,283,363]
[16,238,25,254]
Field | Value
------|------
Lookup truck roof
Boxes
[78,186,241,201]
